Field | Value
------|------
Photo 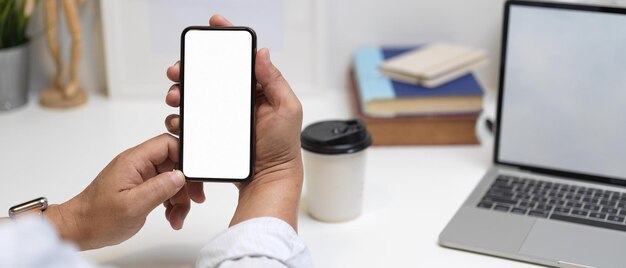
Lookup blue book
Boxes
[353,47,484,117]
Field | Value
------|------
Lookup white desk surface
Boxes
[0,90,535,267]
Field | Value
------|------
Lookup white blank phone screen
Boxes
[182,29,253,180]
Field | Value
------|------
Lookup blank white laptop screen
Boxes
[498,5,626,180]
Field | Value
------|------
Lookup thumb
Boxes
[255,48,298,107]
[131,170,185,215]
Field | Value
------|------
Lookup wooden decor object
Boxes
[40,0,87,108]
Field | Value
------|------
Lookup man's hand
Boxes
[164,15,304,230]
[44,134,187,250]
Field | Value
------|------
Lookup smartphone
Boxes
[179,26,256,182]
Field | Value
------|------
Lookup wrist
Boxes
[233,165,304,230]
[43,199,87,250]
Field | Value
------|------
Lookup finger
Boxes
[167,62,180,82]
[130,170,185,215]
[167,204,189,231]
[209,14,233,27]
[156,159,176,174]
[166,84,181,108]
[165,115,180,135]
[164,201,173,220]
[131,134,179,170]
[234,182,243,190]
[187,182,205,203]
[166,186,191,230]
[255,48,299,110]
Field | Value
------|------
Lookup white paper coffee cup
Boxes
[301,120,372,222]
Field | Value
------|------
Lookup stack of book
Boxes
[350,46,484,145]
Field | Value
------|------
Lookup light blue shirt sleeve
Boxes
[0,216,95,268]
[196,217,313,268]
[0,216,312,268]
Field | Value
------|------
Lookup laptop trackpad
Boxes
[520,220,626,268]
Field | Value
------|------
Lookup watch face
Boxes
[9,197,47,218]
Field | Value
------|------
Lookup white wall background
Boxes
[99,0,316,99]
[24,0,626,98]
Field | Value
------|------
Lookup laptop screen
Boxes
[496,2,626,181]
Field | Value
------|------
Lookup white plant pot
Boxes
[0,43,29,111]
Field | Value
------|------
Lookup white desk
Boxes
[0,90,535,267]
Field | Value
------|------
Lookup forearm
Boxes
[231,166,303,231]
[43,200,89,250]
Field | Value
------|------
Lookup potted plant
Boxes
[0,0,37,111]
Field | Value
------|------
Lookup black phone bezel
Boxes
[179,26,257,183]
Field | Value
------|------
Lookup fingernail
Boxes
[175,215,184,229]
[171,117,179,128]
[170,170,185,188]
[178,208,189,224]
[263,48,271,64]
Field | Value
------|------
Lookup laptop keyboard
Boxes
[478,175,626,232]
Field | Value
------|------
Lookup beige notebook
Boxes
[379,43,487,88]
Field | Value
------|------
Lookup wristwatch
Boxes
[8,197,48,218]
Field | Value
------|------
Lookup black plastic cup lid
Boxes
[301,119,372,155]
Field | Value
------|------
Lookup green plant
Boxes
[0,0,37,49]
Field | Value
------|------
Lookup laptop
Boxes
[439,1,626,267]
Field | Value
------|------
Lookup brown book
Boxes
[349,70,480,146]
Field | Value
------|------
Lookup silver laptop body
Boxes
[439,1,626,268]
